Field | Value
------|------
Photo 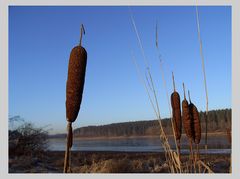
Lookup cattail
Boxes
[66,25,87,122]
[171,72,182,140]
[64,24,87,173]
[182,83,194,162]
[182,84,193,141]
[188,91,201,161]
[188,91,201,145]
[170,72,182,157]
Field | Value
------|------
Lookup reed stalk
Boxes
[196,5,209,153]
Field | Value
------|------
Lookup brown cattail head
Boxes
[171,92,182,140]
[171,72,182,141]
[188,91,201,144]
[66,25,87,122]
[182,83,193,141]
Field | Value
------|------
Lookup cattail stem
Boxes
[79,24,85,46]
[189,140,194,161]
[63,122,73,173]
[189,140,195,172]
[193,143,197,173]
[183,83,186,100]
[196,144,199,161]
[172,72,176,92]
[177,139,181,162]
[188,90,191,103]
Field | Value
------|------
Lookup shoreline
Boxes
[47,132,231,152]
[49,132,228,140]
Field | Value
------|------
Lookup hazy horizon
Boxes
[9,6,231,134]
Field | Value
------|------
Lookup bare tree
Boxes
[9,116,49,157]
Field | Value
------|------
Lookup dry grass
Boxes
[9,151,230,173]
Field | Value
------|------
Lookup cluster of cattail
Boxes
[170,73,182,158]
[64,24,87,173]
[170,73,201,162]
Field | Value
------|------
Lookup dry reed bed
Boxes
[129,7,220,173]
[9,151,231,173]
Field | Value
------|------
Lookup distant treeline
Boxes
[73,109,231,138]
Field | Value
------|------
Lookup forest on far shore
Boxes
[70,109,231,138]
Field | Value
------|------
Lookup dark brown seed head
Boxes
[171,91,182,140]
[182,99,193,141]
[66,46,87,122]
[189,102,201,144]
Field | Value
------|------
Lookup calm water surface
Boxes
[48,135,231,154]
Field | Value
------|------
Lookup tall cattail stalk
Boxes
[196,5,209,152]
[171,72,182,161]
[188,90,201,162]
[64,24,87,173]
[182,83,194,163]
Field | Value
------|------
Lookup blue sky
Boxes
[9,6,231,134]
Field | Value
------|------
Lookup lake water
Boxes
[47,135,231,154]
